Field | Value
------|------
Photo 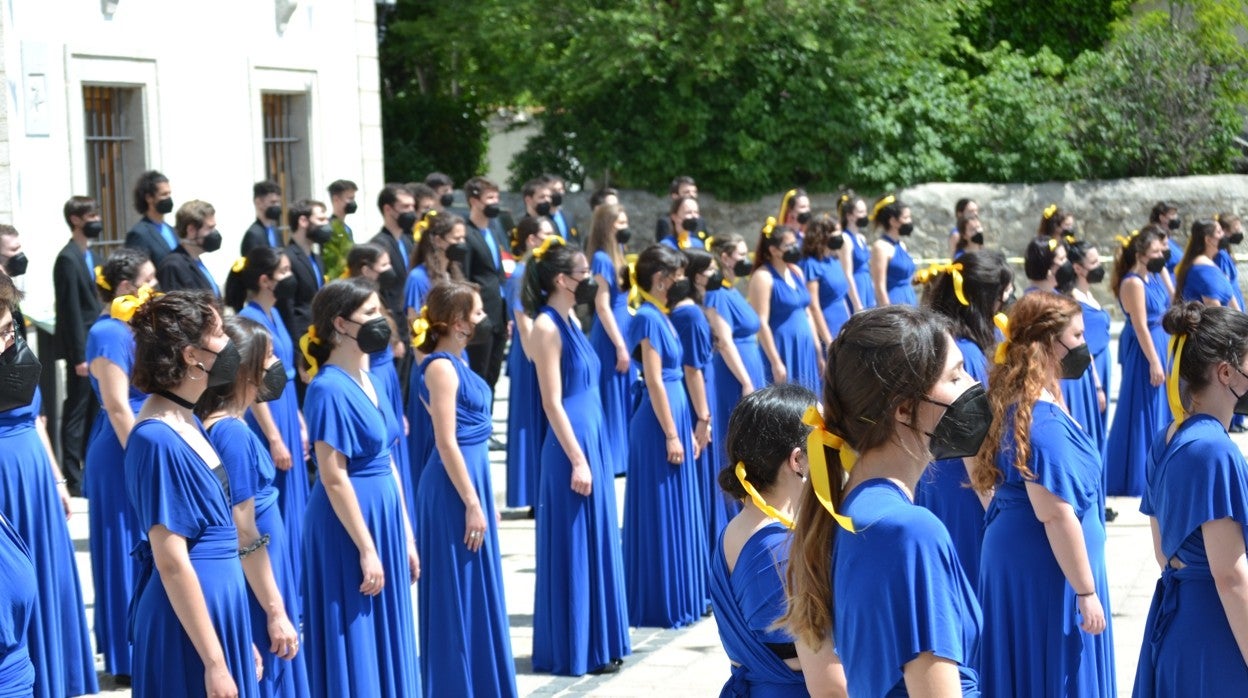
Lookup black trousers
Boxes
[465,321,508,411]
[60,367,97,494]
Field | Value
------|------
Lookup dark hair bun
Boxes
[1163,301,1204,337]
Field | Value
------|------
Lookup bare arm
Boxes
[683,363,710,459]
[593,272,630,372]
[313,441,385,594]
[1206,516,1248,666]
[902,652,964,698]
[839,247,863,313]
[807,278,833,346]
[1150,516,1166,570]
[512,308,536,359]
[34,416,70,518]
[747,271,784,381]
[870,240,892,307]
[1121,278,1164,386]
[797,639,848,698]
[532,319,592,496]
[230,500,297,659]
[706,305,754,395]
[1026,481,1106,634]
[249,402,292,471]
[92,357,136,448]
[425,359,489,551]
[641,338,686,466]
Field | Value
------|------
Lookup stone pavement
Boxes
[69,321,1234,696]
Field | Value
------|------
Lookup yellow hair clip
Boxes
[95,265,111,291]
[110,285,161,323]
[993,312,1010,365]
[1166,334,1187,426]
[231,257,248,273]
[299,325,324,377]
[1047,238,1059,251]
[914,262,969,306]
[761,216,778,239]
[411,306,430,350]
[533,234,565,261]
[705,235,715,250]
[1064,234,1077,245]
[1043,204,1058,220]
[735,462,794,529]
[800,406,857,533]
[870,195,896,222]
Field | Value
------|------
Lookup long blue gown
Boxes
[799,253,852,338]
[505,261,546,507]
[1166,237,1183,275]
[847,231,876,309]
[882,236,917,305]
[1079,297,1113,457]
[366,341,412,524]
[1134,414,1248,696]
[624,301,708,628]
[836,479,982,696]
[1181,263,1236,305]
[1060,304,1107,476]
[1105,272,1171,497]
[1215,248,1245,310]
[671,303,739,553]
[760,263,820,395]
[404,262,435,507]
[302,366,420,697]
[0,513,35,696]
[531,306,630,676]
[915,336,989,587]
[710,523,806,696]
[84,313,145,678]
[705,286,767,488]
[979,401,1115,697]
[589,250,634,476]
[209,417,309,698]
[416,353,517,697]
[126,418,256,697]
[240,302,310,597]
[0,388,97,698]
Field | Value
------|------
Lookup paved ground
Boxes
[73,321,1230,696]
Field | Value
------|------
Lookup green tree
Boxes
[957,0,1129,64]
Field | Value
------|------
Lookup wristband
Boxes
[1076,590,1095,598]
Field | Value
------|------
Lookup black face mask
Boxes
[922,383,993,460]
[376,267,398,287]
[573,277,599,305]
[309,224,334,245]
[707,272,726,289]
[439,193,454,209]
[781,246,801,264]
[1055,261,1076,289]
[256,360,288,403]
[667,279,694,305]
[796,211,812,225]
[483,203,501,219]
[681,217,699,233]
[1162,247,1174,264]
[1169,218,1182,231]
[733,259,753,277]
[199,341,241,388]
[470,316,493,342]
[970,232,985,246]
[344,200,359,215]
[446,242,469,264]
[155,197,175,215]
[0,336,41,412]
[550,192,563,208]
[264,205,283,223]
[83,221,104,239]
[1219,236,1233,251]
[1232,232,1245,246]
[1232,366,1248,416]
[1059,340,1092,379]
[829,234,845,250]
[1146,256,1167,274]
[3,253,27,277]
[397,211,418,231]
[274,275,297,301]
[898,223,915,237]
[855,216,870,230]
[1085,266,1106,284]
[346,317,391,354]
[1065,227,1078,239]
[535,201,552,217]
[615,228,632,245]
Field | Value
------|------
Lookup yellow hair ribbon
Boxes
[1064,233,1077,245]
[800,407,857,532]
[916,262,969,306]
[94,265,111,291]
[413,210,436,242]
[677,231,691,249]
[705,235,715,250]
[1116,229,1140,249]
[993,312,1010,365]
[1167,334,1187,425]
[110,285,160,323]
[638,288,670,314]
[870,195,896,222]
[299,325,324,378]
[778,189,797,223]
[735,462,794,529]
[1047,238,1059,251]
[1043,204,1058,220]
[231,257,248,274]
[533,234,565,261]
[761,216,778,239]
[411,306,430,350]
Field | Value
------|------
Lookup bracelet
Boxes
[55,479,67,485]
[239,533,271,558]
[1075,590,1095,598]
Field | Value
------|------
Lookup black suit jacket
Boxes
[461,218,508,330]
[125,217,175,265]
[281,241,323,341]
[551,209,580,245]
[369,228,412,342]
[156,246,217,295]
[241,219,285,255]
[53,241,103,364]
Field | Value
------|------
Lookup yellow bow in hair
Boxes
[1064,233,1077,245]
[1166,334,1187,425]
[870,195,896,222]
[1047,238,1059,251]
[705,235,715,250]
[95,265,111,291]
[993,312,1010,365]
[299,325,324,378]
[231,257,248,274]
[914,262,968,306]
[411,306,430,349]
[1043,204,1058,220]
[1115,230,1139,249]
[735,462,794,529]
[414,210,437,242]
[110,285,160,323]
[761,216,778,239]
[801,406,857,532]
[533,234,564,261]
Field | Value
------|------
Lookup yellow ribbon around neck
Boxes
[993,312,1010,365]
[1167,334,1187,425]
[677,231,691,249]
[94,265,111,291]
[299,325,324,378]
[800,406,857,532]
[914,262,968,306]
[735,462,794,529]
[870,195,896,222]
[411,306,430,349]
[110,285,160,323]
[638,288,670,314]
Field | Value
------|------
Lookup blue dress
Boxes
[847,231,876,310]
[1215,248,1245,310]
[0,389,97,698]
[1135,414,1248,696]
[915,336,989,587]
[588,250,634,476]
[532,307,631,676]
[1060,303,1107,482]
[126,418,256,698]
[710,523,806,696]
[505,261,547,507]
[799,253,852,338]
[979,402,1115,697]
[760,263,820,395]
[1106,272,1171,497]
[416,353,517,697]
[624,302,708,628]
[209,417,309,698]
[302,365,421,697]
[0,513,35,696]
[1166,237,1183,275]
[366,341,412,525]
[403,264,431,316]
[836,479,982,696]
[882,236,917,305]
[84,313,145,678]
[1079,298,1113,455]
[1181,263,1236,305]
[240,302,310,597]
[404,263,436,505]
[705,286,767,489]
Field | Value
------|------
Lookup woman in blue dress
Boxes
[0,510,35,696]
[868,195,918,306]
[973,292,1115,697]
[837,193,875,311]
[298,278,420,697]
[125,290,262,697]
[0,270,97,698]
[1106,226,1172,497]
[225,246,311,592]
[783,305,986,696]
[711,383,845,696]
[523,237,631,676]
[625,244,708,628]
[586,203,635,476]
[1065,241,1113,454]
[415,280,517,696]
[952,215,985,260]
[747,220,821,394]
[84,248,155,682]
[914,250,1013,586]
[1134,302,1248,696]
[1149,201,1184,277]
[1176,219,1240,309]
[660,196,708,250]
[799,213,852,345]
[198,317,305,698]
[503,216,551,509]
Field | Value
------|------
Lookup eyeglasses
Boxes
[0,326,16,345]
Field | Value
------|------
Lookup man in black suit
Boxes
[369,184,417,347]
[240,180,284,255]
[125,170,177,265]
[543,173,580,245]
[53,196,104,495]
[460,177,509,427]
[156,200,223,296]
[281,198,331,403]
[654,174,705,241]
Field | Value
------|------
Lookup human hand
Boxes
[358,548,385,596]
[1077,592,1106,635]
[267,613,299,660]
[666,435,684,465]
[270,439,292,472]
[464,502,487,553]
